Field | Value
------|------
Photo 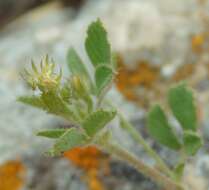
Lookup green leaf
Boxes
[18,95,45,109]
[67,48,92,87]
[168,83,197,131]
[147,105,181,150]
[60,84,72,102]
[36,129,67,138]
[70,76,93,112]
[174,162,185,181]
[111,52,118,70]
[51,128,87,155]
[82,109,116,137]
[41,91,78,123]
[95,65,113,96]
[183,130,203,155]
[85,19,111,67]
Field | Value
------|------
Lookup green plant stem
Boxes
[119,114,174,178]
[99,140,184,190]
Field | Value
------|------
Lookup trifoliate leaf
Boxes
[95,65,113,96]
[183,130,203,156]
[18,93,78,123]
[82,109,116,137]
[41,91,78,123]
[168,83,197,131]
[18,96,45,109]
[36,129,67,138]
[147,105,181,150]
[85,19,111,67]
[67,48,92,88]
[51,128,87,155]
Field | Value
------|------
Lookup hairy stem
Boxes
[119,114,174,178]
[99,140,184,190]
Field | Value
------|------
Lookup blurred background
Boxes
[0,0,209,190]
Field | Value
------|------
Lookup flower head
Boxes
[22,55,62,92]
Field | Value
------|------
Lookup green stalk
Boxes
[98,140,184,190]
[119,114,174,178]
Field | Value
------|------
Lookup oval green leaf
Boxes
[82,109,116,137]
[36,129,67,139]
[52,128,87,155]
[85,19,111,67]
[183,130,203,156]
[95,65,113,96]
[147,105,181,150]
[67,47,92,88]
[168,83,197,131]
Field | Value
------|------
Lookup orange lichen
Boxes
[115,56,160,107]
[172,64,195,82]
[0,160,26,190]
[192,34,205,53]
[64,146,108,171]
[115,55,204,109]
[86,170,105,190]
[116,57,159,89]
[64,146,109,190]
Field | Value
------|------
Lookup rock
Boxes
[0,0,209,189]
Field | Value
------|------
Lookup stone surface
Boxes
[0,0,209,189]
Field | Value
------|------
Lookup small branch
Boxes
[99,140,184,190]
[119,114,174,178]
